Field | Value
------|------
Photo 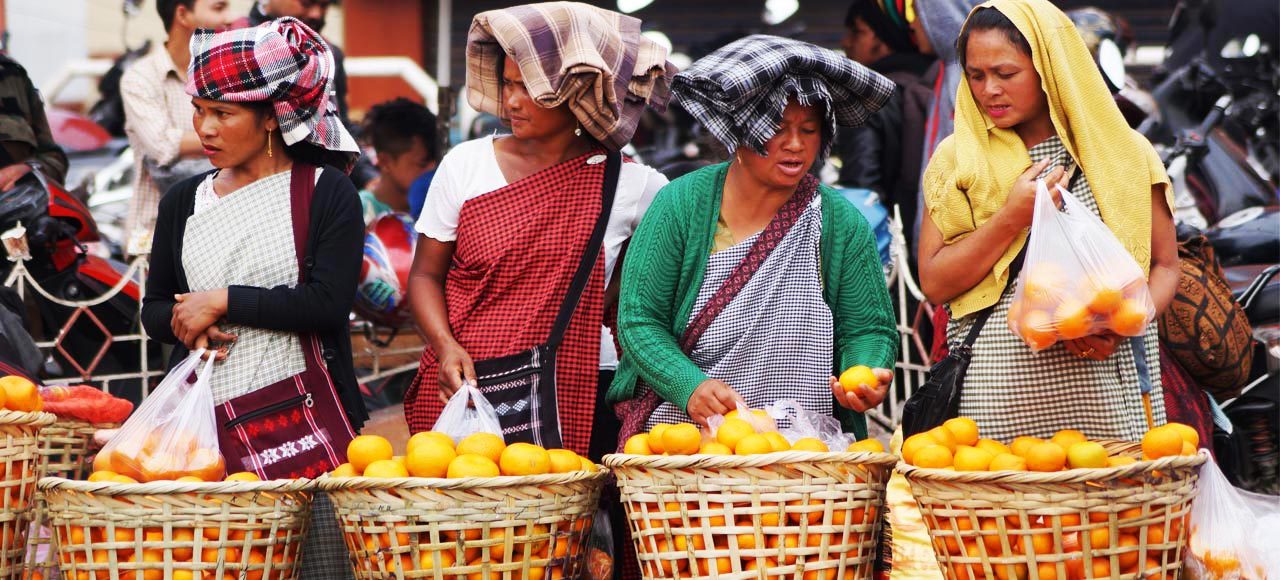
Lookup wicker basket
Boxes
[0,410,55,579]
[605,450,898,580]
[315,470,608,580]
[39,477,315,579]
[23,419,119,579]
[898,441,1206,580]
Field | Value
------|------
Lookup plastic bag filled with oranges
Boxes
[1185,449,1279,579]
[1008,178,1156,351]
[92,350,225,483]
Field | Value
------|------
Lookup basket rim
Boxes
[603,450,898,469]
[312,468,609,492]
[37,476,315,495]
[896,451,1207,484]
[0,409,57,427]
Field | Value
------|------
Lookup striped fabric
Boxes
[646,196,834,430]
[187,17,357,155]
[671,34,895,159]
[947,136,1165,443]
[465,2,676,151]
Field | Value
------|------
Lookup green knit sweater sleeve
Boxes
[822,188,899,373]
[614,181,709,410]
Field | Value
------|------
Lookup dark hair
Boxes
[247,102,357,171]
[157,0,196,32]
[361,98,438,161]
[957,6,1033,70]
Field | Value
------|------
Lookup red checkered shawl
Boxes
[405,152,609,455]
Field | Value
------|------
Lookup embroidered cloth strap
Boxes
[616,173,820,444]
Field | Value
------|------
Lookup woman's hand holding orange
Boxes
[687,379,744,428]
[831,368,893,412]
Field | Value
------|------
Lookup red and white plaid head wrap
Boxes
[186,17,357,154]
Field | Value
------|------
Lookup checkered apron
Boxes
[646,196,834,430]
[947,136,1165,443]
[405,152,610,455]
[184,171,307,402]
[184,170,353,580]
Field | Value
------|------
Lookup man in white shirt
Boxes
[121,0,234,254]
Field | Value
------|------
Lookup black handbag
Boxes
[470,152,621,448]
[902,249,1027,437]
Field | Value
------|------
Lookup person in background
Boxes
[909,0,982,271]
[0,53,67,190]
[836,0,936,259]
[358,97,438,224]
[121,0,235,254]
[245,0,349,124]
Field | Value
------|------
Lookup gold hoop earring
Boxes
[267,131,274,158]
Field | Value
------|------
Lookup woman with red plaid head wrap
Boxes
[404,2,675,464]
[140,17,365,578]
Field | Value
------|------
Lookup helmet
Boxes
[354,213,418,327]
[1066,7,1119,59]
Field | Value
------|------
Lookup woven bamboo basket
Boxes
[898,440,1206,580]
[605,450,898,580]
[0,410,55,580]
[315,470,608,580]
[39,477,315,580]
[24,419,120,579]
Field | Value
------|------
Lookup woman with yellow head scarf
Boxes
[917,0,1179,443]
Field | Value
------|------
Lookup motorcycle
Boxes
[0,169,155,403]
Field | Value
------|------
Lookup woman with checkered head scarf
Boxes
[141,17,365,578]
[404,2,675,462]
[608,35,900,445]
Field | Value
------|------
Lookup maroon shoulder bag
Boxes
[213,163,357,480]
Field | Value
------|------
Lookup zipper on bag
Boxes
[225,393,314,429]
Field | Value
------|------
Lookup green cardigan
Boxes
[607,162,898,438]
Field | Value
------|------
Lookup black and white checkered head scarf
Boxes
[672,34,895,158]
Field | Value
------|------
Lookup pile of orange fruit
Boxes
[330,432,598,479]
[1009,262,1152,350]
[90,434,226,484]
[902,418,1198,580]
[632,499,875,580]
[0,375,45,413]
[621,409,886,457]
[346,518,594,580]
[54,520,297,580]
[902,418,1199,472]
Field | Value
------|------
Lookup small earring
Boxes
[574,125,583,137]
[267,131,274,158]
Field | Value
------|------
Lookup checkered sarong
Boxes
[466,2,675,150]
[183,171,306,403]
[948,136,1165,442]
[671,34,895,158]
[647,196,833,430]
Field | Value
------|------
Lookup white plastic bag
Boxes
[432,382,503,443]
[92,350,225,482]
[1185,450,1280,579]
[775,400,856,451]
[1008,178,1156,351]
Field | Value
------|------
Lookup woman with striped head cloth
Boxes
[405,2,675,465]
[609,34,900,442]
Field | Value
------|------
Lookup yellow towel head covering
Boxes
[922,0,1170,319]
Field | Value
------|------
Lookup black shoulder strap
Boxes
[547,151,621,348]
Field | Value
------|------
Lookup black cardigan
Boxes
[141,166,369,431]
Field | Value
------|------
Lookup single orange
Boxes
[622,433,652,455]
[647,423,670,454]
[901,433,940,464]
[406,437,457,478]
[0,376,40,412]
[1055,299,1095,339]
[455,433,506,463]
[1025,442,1067,472]
[847,439,885,453]
[347,435,394,473]
[497,442,551,476]
[942,417,980,447]
[1141,426,1184,459]
[1110,299,1149,336]
[661,423,702,455]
